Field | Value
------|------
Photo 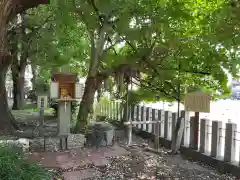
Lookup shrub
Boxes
[0,144,51,180]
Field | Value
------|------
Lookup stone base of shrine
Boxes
[30,134,86,152]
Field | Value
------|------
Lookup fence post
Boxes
[109,102,112,119]
[199,119,210,153]
[189,116,198,150]
[140,106,146,130]
[146,107,152,133]
[116,102,119,120]
[171,113,177,141]
[133,106,137,127]
[107,102,110,118]
[106,102,108,117]
[112,101,116,120]
[111,102,113,119]
[149,107,153,133]
[130,105,134,127]
[136,105,140,129]
[158,110,165,137]
[180,110,190,147]
[224,123,237,162]
[120,102,123,120]
[152,109,158,134]
[164,111,172,140]
[106,102,108,118]
[211,121,223,158]
[152,109,159,150]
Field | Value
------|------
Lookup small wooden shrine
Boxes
[49,71,84,146]
[50,72,83,100]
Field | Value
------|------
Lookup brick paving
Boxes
[26,135,237,180]
[27,145,130,179]
[63,169,100,180]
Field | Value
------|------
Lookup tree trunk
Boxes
[31,63,37,91]
[0,0,17,134]
[0,0,47,135]
[0,63,15,135]
[11,66,25,110]
[11,12,28,110]
[121,101,131,124]
[74,76,101,132]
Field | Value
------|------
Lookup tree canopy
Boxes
[1,0,240,131]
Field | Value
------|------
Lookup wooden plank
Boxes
[184,91,210,113]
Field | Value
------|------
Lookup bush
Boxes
[0,144,51,180]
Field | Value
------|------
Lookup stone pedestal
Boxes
[58,102,71,136]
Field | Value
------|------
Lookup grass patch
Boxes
[12,108,55,118]
[0,144,52,180]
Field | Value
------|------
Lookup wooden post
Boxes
[116,102,119,120]
[39,98,44,136]
[136,105,141,129]
[152,109,159,151]
[194,112,199,149]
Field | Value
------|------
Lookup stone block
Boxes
[30,134,86,151]
[29,137,44,151]
[44,137,61,151]
[67,134,85,149]
[0,139,29,152]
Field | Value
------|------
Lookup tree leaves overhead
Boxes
[21,0,240,103]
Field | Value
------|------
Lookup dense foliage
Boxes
[1,0,240,131]
[0,144,51,180]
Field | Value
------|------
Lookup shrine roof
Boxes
[51,72,78,83]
